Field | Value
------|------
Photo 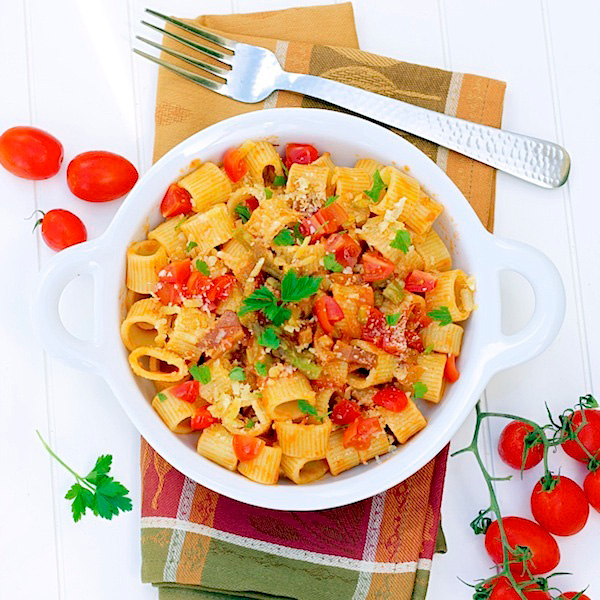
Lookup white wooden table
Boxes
[1,1,597,598]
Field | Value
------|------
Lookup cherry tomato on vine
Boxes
[0,126,63,179]
[558,593,591,600]
[485,517,560,575]
[498,420,544,470]
[160,183,192,218]
[67,150,138,202]
[33,209,87,252]
[284,143,318,168]
[561,408,600,463]
[583,469,600,512]
[486,575,551,600]
[530,475,589,536]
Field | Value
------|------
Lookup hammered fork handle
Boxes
[279,73,570,188]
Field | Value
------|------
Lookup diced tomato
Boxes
[331,399,361,425]
[314,295,345,334]
[299,201,348,240]
[245,196,259,211]
[223,147,248,182]
[233,435,265,462]
[185,271,213,299]
[361,252,395,282]
[170,380,199,403]
[284,143,319,169]
[405,329,424,352]
[362,307,407,356]
[373,388,408,412]
[325,233,362,267]
[191,406,219,430]
[343,417,381,450]
[160,183,192,218]
[405,270,437,294]
[155,282,185,306]
[405,305,431,352]
[206,274,237,305]
[444,354,460,382]
[158,259,192,285]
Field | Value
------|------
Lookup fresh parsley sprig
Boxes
[195,260,210,275]
[323,253,344,273]
[259,326,280,349]
[273,175,287,187]
[390,229,411,254]
[280,270,322,303]
[235,203,252,223]
[386,313,402,326]
[273,229,295,246]
[297,399,328,422]
[427,306,452,326]
[190,364,211,384]
[365,170,387,202]
[37,431,132,523]
[413,382,428,399]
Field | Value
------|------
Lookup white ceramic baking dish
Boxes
[32,108,565,510]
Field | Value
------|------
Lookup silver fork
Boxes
[135,9,570,189]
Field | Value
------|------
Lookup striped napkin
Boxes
[141,4,506,599]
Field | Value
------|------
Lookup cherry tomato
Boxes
[404,270,437,293]
[325,233,362,267]
[559,593,591,600]
[561,409,600,463]
[245,196,259,211]
[486,575,551,600]
[223,147,248,182]
[530,475,589,536]
[299,201,348,240]
[67,150,138,202]
[206,274,237,305]
[160,183,192,218]
[170,380,199,403]
[444,354,460,382]
[158,259,191,285]
[34,209,87,252]
[362,307,406,355]
[331,399,361,425]
[313,295,344,334]
[343,417,381,450]
[361,252,395,282]
[233,435,265,462]
[485,517,560,575]
[0,126,63,179]
[498,420,544,470]
[155,282,185,306]
[191,406,219,431]
[185,271,213,299]
[285,143,318,168]
[583,469,600,511]
[373,388,408,412]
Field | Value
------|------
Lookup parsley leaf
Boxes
[195,260,210,275]
[157,392,167,402]
[423,344,434,355]
[365,170,387,202]
[255,362,268,377]
[235,203,252,223]
[386,313,402,326]
[229,366,246,381]
[175,216,188,230]
[239,286,290,326]
[280,270,322,303]
[324,195,338,207]
[273,229,295,246]
[37,431,132,523]
[297,399,318,417]
[390,229,411,254]
[413,382,428,399]
[323,253,344,273]
[190,364,211,384]
[427,306,452,326]
[245,418,255,429]
[293,223,305,243]
[186,240,198,253]
[273,175,287,187]
[265,303,292,326]
[259,327,280,349]
[264,188,273,199]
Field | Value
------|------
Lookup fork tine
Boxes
[133,49,227,95]
[145,9,238,52]
[137,36,229,78]
[141,20,232,65]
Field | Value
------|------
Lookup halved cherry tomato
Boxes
[325,233,362,267]
[444,354,460,382]
[299,201,348,240]
[233,435,265,461]
[185,271,213,299]
[361,252,395,282]
[561,408,600,463]
[343,417,381,450]
[485,517,560,575]
[404,270,437,293]
[285,143,319,169]
[223,147,248,183]
[313,295,344,334]
[160,183,192,218]
[67,150,138,202]
[373,388,408,412]
[170,380,199,403]
[155,282,185,306]
[0,126,63,179]
[331,399,361,425]
[191,406,219,431]
[584,469,600,511]
[498,420,544,470]
[34,209,87,252]
[362,307,406,355]
[158,259,192,285]
[206,274,237,304]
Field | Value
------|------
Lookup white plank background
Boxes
[0,0,597,598]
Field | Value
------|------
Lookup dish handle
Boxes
[484,237,565,373]
[31,240,111,375]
